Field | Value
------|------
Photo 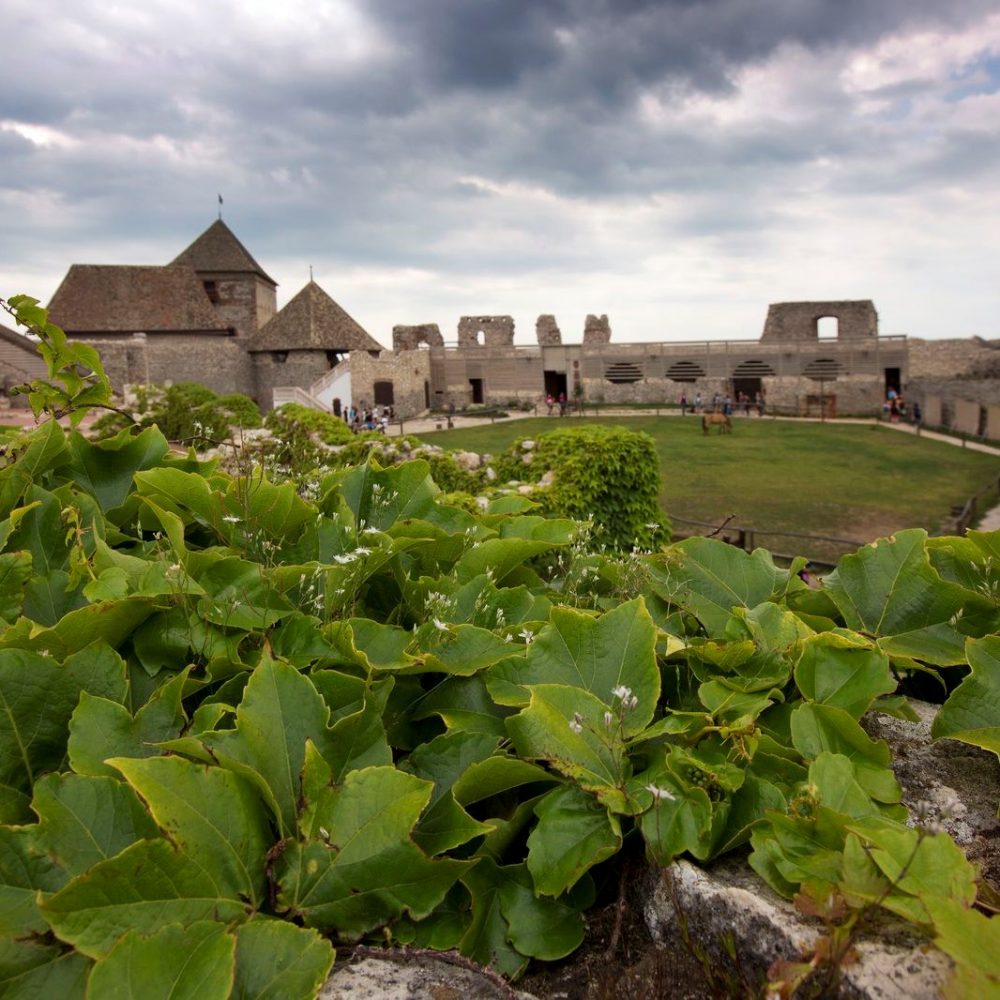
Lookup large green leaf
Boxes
[0,936,89,999]
[790,703,900,803]
[400,732,497,854]
[232,919,335,1000]
[454,537,559,584]
[196,557,294,631]
[506,685,632,814]
[65,426,170,512]
[0,421,66,517]
[0,827,63,935]
[491,599,659,735]
[204,656,338,836]
[112,756,273,906]
[823,529,967,664]
[932,635,1000,756]
[31,773,159,879]
[459,858,586,976]
[339,460,438,531]
[794,632,896,719]
[648,538,792,636]
[40,839,248,958]
[276,762,469,936]
[526,785,621,895]
[85,920,235,1000]
[0,645,126,796]
[0,551,32,624]
[67,669,188,778]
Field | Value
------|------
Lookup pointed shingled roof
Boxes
[245,280,384,353]
[47,265,230,333]
[170,219,276,286]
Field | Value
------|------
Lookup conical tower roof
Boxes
[245,280,384,352]
[170,219,276,285]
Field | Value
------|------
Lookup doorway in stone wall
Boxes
[732,377,762,403]
[469,378,484,404]
[373,381,395,406]
[884,368,901,397]
[544,371,567,399]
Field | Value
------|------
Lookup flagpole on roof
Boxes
[218,193,223,220]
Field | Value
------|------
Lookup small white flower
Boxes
[519,628,534,644]
[611,685,632,701]
[432,618,449,631]
[569,712,585,734]
[354,546,372,556]
[645,522,661,530]
[645,784,676,802]
[222,514,240,524]
[603,710,615,728]
[334,553,355,564]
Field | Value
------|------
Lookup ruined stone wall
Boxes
[908,337,1000,380]
[84,335,256,400]
[583,314,612,344]
[350,348,431,419]
[457,316,514,348]
[760,301,878,342]
[252,351,333,412]
[392,323,444,351]
[907,338,1000,414]
[536,315,561,346]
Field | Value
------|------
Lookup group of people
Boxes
[545,392,569,416]
[679,390,765,418]
[883,387,920,424]
[344,403,393,433]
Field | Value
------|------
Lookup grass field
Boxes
[419,416,1000,561]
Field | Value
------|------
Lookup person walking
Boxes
[679,392,688,416]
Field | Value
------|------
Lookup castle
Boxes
[1,218,993,424]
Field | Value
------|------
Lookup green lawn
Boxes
[419,417,1000,561]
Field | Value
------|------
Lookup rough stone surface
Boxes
[582,313,612,344]
[320,956,536,1000]
[457,315,515,348]
[393,323,444,351]
[760,300,878,342]
[862,699,1000,884]
[454,450,482,471]
[535,314,562,346]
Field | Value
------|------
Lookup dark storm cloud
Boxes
[366,0,995,101]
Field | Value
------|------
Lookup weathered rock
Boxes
[520,440,535,451]
[320,955,536,999]
[454,450,482,471]
[485,466,497,481]
[583,314,612,344]
[863,699,1000,884]
[539,470,556,486]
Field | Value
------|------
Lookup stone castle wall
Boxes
[85,335,256,399]
[393,323,443,351]
[761,301,878,342]
[252,351,334,411]
[457,316,515,348]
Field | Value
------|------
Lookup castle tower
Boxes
[170,220,277,336]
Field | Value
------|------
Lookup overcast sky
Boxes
[2,0,999,345]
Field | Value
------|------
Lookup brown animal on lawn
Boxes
[702,412,732,434]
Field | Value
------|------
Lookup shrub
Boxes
[92,382,261,441]
[494,425,670,551]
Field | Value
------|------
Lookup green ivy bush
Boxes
[493,425,670,551]
[1,293,999,999]
[92,381,262,442]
